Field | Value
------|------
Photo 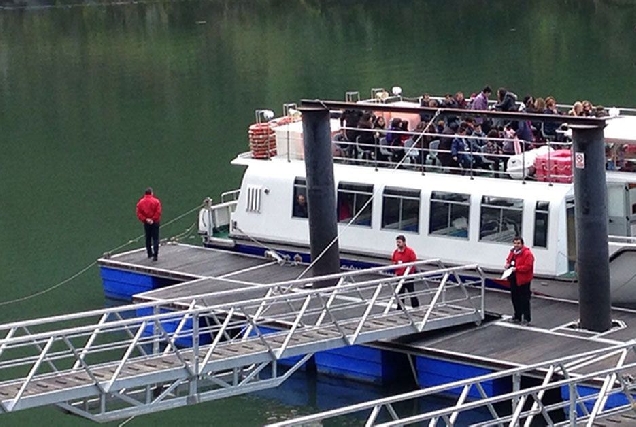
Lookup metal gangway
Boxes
[268,340,636,427]
[0,261,484,422]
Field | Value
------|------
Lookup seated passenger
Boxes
[437,122,458,169]
[542,96,561,138]
[332,129,348,158]
[451,123,474,172]
[340,109,363,142]
[454,91,468,109]
[484,129,504,176]
[357,112,375,159]
[494,88,518,112]
[386,118,406,163]
[522,95,536,113]
[373,116,386,138]
[568,101,583,116]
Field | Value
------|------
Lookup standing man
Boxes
[471,86,492,133]
[505,236,535,325]
[391,235,420,308]
[136,187,162,261]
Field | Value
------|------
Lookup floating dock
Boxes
[0,243,631,422]
[99,243,636,387]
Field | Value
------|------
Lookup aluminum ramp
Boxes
[267,340,636,427]
[0,262,485,422]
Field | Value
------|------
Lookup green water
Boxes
[0,0,635,425]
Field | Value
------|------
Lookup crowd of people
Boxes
[335,86,616,174]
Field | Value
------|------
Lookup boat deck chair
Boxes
[426,139,442,172]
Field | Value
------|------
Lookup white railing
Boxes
[198,194,238,237]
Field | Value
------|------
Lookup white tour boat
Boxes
[198,91,636,305]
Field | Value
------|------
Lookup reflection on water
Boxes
[0,0,635,425]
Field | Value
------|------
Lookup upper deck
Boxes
[246,91,636,180]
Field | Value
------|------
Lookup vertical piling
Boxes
[301,107,340,287]
[571,123,612,332]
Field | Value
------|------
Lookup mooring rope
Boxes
[0,203,203,308]
[294,105,443,280]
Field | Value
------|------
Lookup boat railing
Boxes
[358,87,636,119]
[220,189,240,203]
[332,126,576,182]
[198,195,238,238]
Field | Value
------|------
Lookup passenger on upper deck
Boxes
[454,91,468,109]
[472,86,491,112]
[471,86,492,133]
[386,118,406,163]
[442,93,456,108]
[451,123,474,172]
[494,88,518,112]
[484,129,504,177]
[516,119,534,145]
[594,105,608,117]
[568,101,583,116]
[581,100,594,116]
[542,96,561,138]
[340,109,363,142]
[421,99,440,124]
[373,116,386,138]
[521,96,536,113]
[356,112,376,159]
[437,122,458,169]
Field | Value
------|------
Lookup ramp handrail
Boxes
[266,340,636,427]
[0,263,485,421]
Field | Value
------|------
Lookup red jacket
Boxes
[505,246,534,285]
[392,246,417,276]
[136,194,162,223]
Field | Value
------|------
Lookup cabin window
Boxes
[429,192,470,239]
[381,187,421,233]
[292,177,308,218]
[337,182,373,227]
[533,201,549,248]
[479,196,523,243]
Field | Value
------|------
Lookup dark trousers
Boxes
[510,275,531,322]
[144,222,160,258]
[398,278,420,308]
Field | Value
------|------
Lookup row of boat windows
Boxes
[292,178,550,248]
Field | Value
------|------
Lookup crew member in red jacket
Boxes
[505,236,535,324]
[136,187,162,261]
[391,235,420,308]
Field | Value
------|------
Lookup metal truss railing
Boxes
[0,261,484,422]
[267,340,636,427]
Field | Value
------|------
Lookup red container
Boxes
[535,149,573,183]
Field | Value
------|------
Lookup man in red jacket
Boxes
[505,236,535,325]
[136,187,162,261]
[391,235,420,308]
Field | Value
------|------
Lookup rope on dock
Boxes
[0,203,203,308]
